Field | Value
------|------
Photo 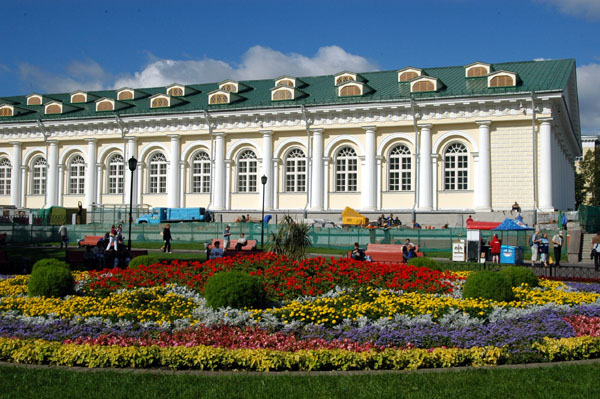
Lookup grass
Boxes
[0,362,598,399]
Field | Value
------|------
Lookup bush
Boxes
[204,271,268,310]
[462,271,514,302]
[129,255,160,269]
[499,266,539,288]
[408,257,440,270]
[28,258,74,298]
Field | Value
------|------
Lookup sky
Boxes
[0,0,599,133]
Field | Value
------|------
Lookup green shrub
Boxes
[204,271,268,310]
[499,266,539,288]
[129,255,160,269]
[28,258,74,298]
[462,271,514,302]
[407,257,440,270]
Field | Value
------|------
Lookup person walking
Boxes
[490,234,501,264]
[552,231,564,267]
[223,225,231,249]
[539,233,550,267]
[530,229,540,266]
[58,222,68,248]
[161,223,172,253]
[106,225,118,251]
[591,232,600,271]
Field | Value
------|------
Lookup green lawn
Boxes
[0,362,598,399]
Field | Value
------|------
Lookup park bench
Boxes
[206,238,258,251]
[77,235,104,247]
[348,243,423,263]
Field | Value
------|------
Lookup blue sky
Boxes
[1,0,599,132]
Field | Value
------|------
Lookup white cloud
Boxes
[536,0,600,20]
[577,63,600,133]
[19,60,110,93]
[113,45,378,88]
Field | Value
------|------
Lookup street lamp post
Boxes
[127,156,138,251]
[261,175,267,250]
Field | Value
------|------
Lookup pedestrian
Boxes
[511,201,521,215]
[539,233,550,267]
[552,231,564,267]
[490,234,501,264]
[223,225,231,249]
[106,225,117,251]
[209,241,224,259]
[76,201,83,224]
[561,213,568,230]
[235,233,248,250]
[530,229,540,266]
[161,223,172,253]
[58,222,68,248]
[591,232,600,271]
[350,242,365,261]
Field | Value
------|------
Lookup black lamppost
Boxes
[127,156,138,251]
[260,175,267,250]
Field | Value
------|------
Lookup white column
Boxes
[95,164,102,205]
[85,139,97,209]
[20,166,27,207]
[213,132,226,210]
[418,124,433,210]
[261,130,273,211]
[376,156,382,210]
[432,156,439,210]
[225,160,231,210]
[475,121,491,211]
[125,137,138,207]
[57,164,63,206]
[361,126,377,211]
[323,158,330,210]
[310,128,324,210]
[539,118,554,211]
[136,164,143,205]
[272,159,279,210]
[10,142,21,208]
[167,134,180,208]
[179,161,185,207]
[46,140,58,207]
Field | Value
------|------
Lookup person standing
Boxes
[552,231,564,267]
[58,222,68,248]
[591,232,600,271]
[76,201,83,224]
[106,225,117,251]
[539,233,550,267]
[223,225,231,249]
[490,234,501,264]
[530,229,540,266]
[161,223,172,253]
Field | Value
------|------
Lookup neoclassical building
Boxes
[0,59,581,215]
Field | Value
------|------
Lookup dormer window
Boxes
[276,79,294,88]
[150,94,171,108]
[71,92,87,103]
[44,101,63,115]
[209,91,230,105]
[335,72,357,85]
[410,77,440,93]
[117,89,134,100]
[96,98,115,112]
[219,80,239,93]
[338,82,364,97]
[167,84,185,97]
[465,62,491,78]
[0,105,13,117]
[271,87,293,101]
[397,67,423,82]
[488,71,518,88]
[26,94,43,106]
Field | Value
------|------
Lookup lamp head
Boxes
[261,175,267,185]
[128,156,138,172]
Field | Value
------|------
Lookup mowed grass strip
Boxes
[0,362,599,399]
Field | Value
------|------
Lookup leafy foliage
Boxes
[204,271,268,310]
[499,266,539,288]
[462,271,514,302]
[268,215,312,261]
[407,257,440,270]
[576,147,600,206]
[27,258,74,298]
[128,255,160,269]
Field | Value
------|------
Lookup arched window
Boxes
[192,151,211,193]
[412,80,434,92]
[97,101,114,111]
[340,85,361,96]
[168,87,183,96]
[467,66,487,77]
[210,94,228,104]
[32,157,47,195]
[335,147,358,192]
[46,104,62,114]
[237,150,257,193]
[389,145,411,191]
[490,75,514,87]
[0,107,13,117]
[71,94,86,103]
[0,158,11,195]
[221,84,236,92]
[273,89,292,100]
[107,154,124,194]
[118,90,133,100]
[444,143,468,190]
[277,79,294,87]
[336,75,354,85]
[285,149,306,192]
[149,153,167,194]
[69,155,85,194]
[399,71,418,82]
[151,97,169,108]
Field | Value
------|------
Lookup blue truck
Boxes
[136,207,212,224]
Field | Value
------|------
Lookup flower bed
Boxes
[1,254,600,371]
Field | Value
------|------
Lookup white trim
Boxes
[138,143,170,163]
[97,145,124,164]
[377,133,416,156]
[324,135,365,158]
[432,130,478,154]
[273,138,307,159]
[58,146,87,165]
[181,141,211,163]
[226,139,262,160]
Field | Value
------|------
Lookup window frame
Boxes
[107,154,124,195]
[443,142,469,191]
[334,146,358,192]
[388,144,412,192]
[236,149,258,193]
[148,152,168,194]
[0,158,11,195]
[68,155,86,195]
[191,151,211,193]
[31,156,47,195]
[284,148,307,193]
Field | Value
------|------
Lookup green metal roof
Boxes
[0,58,576,123]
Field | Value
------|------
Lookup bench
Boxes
[207,238,257,251]
[348,243,423,263]
[66,249,148,269]
[77,235,104,247]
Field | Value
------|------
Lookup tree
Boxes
[268,215,312,261]
[577,147,600,206]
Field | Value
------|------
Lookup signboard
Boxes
[452,241,466,262]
